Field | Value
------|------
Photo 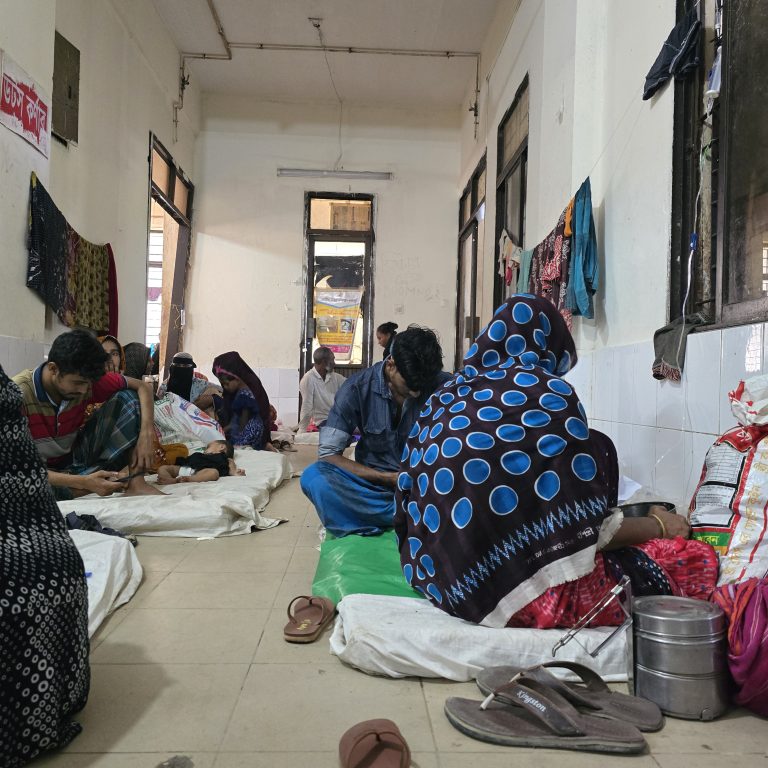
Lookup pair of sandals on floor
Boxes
[339,661,663,766]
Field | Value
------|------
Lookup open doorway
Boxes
[302,193,375,378]
[146,134,193,376]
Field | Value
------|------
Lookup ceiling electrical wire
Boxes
[312,20,344,170]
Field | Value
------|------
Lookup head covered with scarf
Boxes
[393,294,618,627]
[98,335,125,374]
[166,352,196,402]
[212,351,271,427]
[123,343,152,380]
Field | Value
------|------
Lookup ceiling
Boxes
[152,0,502,109]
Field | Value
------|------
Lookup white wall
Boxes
[0,0,199,374]
[457,0,731,507]
[184,97,461,420]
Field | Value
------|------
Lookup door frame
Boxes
[146,133,194,374]
[301,192,376,377]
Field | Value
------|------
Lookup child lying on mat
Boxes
[156,439,245,484]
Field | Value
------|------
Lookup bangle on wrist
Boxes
[649,512,667,539]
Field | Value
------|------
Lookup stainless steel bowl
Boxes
[618,501,676,518]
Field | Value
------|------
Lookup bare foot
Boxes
[124,475,165,496]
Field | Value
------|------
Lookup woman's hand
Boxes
[650,506,691,539]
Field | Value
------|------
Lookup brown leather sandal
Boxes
[282,595,336,643]
[338,719,411,768]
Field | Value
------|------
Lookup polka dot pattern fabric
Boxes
[0,367,90,766]
[393,295,616,627]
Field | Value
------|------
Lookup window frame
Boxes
[455,155,487,369]
[302,191,376,377]
[670,0,768,328]
[494,75,529,311]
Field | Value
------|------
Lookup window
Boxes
[303,194,375,377]
[494,76,529,310]
[671,0,768,327]
[455,156,486,368]
[52,32,79,144]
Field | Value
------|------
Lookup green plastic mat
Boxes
[311,530,424,605]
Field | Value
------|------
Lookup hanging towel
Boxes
[565,178,599,318]
[651,312,707,380]
[643,7,701,100]
[516,248,534,293]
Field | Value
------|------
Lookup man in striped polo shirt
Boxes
[13,329,159,499]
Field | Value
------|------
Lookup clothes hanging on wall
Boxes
[516,248,534,294]
[565,178,599,319]
[497,228,521,287]
[651,312,707,381]
[524,177,599,329]
[643,6,701,100]
[28,172,69,319]
[27,173,118,335]
[528,208,572,329]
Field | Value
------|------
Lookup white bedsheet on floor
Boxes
[330,594,630,682]
[69,529,142,637]
[57,449,292,538]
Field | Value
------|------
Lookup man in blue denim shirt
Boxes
[301,325,448,536]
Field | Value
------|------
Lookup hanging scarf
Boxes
[394,294,617,627]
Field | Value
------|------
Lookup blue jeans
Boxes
[300,461,396,537]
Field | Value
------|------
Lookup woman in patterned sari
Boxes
[394,295,717,628]
[0,365,90,764]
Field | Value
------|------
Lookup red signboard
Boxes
[0,50,50,158]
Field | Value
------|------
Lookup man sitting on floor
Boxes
[296,346,345,433]
[301,325,448,536]
[13,329,159,499]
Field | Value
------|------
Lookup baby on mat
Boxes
[156,439,245,485]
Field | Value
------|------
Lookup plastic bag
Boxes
[153,393,224,450]
[312,531,424,605]
[690,375,768,584]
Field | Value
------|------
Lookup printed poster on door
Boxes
[314,288,363,362]
[0,50,50,158]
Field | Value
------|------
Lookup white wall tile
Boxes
[258,368,280,401]
[612,345,633,423]
[5,337,25,377]
[565,350,593,419]
[23,341,44,370]
[629,341,657,427]
[629,424,656,491]
[0,336,11,373]
[681,330,721,434]
[278,368,300,398]
[653,427,688,506]
[613,421,632,474]
[592,346,616,422]
[656,377,684,430]
[720,323,763,433]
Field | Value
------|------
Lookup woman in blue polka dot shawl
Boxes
[394,294,718,627]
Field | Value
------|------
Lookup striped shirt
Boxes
[13,366,126,468]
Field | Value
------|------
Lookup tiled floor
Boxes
[37,446,767,767]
